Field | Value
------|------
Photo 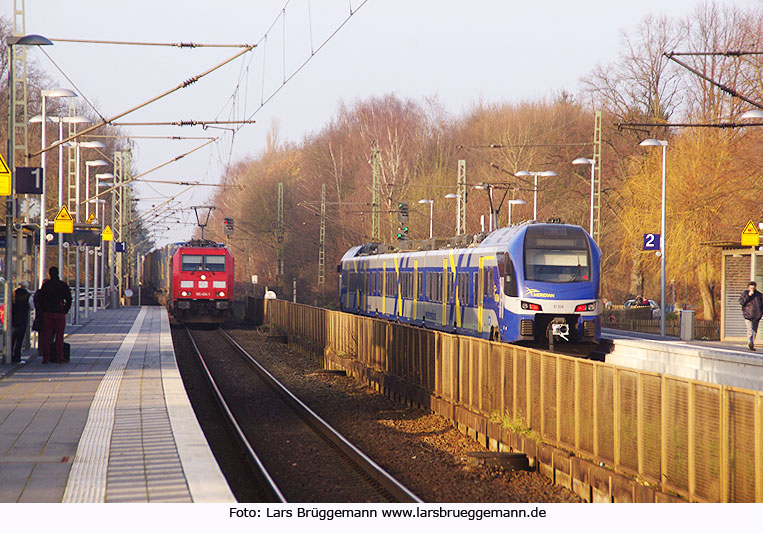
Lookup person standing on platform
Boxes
[11,282,31,363]
[739,280,763,351]
[36,267,73,364]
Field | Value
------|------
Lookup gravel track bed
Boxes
[185,326,400,503]
[222,325,582,503]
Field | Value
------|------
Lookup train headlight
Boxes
[575,302,596,312]
[200,274,207,281]
[521,301,542,311]
[180,290,189,297]
[218,291,226,297]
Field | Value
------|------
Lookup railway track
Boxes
[184,326,422,503]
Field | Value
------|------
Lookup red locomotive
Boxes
[143,239,234,324]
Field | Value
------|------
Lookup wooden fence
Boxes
[605,309,720,340]
[266,299,763,502]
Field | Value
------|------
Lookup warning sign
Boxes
[54,205,73,233]
[86,212,95,224]
[102,225,113,242]
[742,219,760,247]
[0,152,11,196]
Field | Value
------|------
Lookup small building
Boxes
[709,242,763,341]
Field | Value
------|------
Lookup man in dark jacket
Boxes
[739,281,763,351]
[37,267,72,363]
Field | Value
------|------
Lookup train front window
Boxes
[524,226,591,283]
[181,255,203,271]
[206,255,226,272]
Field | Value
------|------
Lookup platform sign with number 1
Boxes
[643,233,661,251]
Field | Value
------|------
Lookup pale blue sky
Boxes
[17,0,759,246]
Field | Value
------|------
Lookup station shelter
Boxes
[718,245,763,341]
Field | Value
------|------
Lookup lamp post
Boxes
[5,34,53,364]
[89,198,105,312]
[97,174,114,310]
[514,170,557,221]
[35,89,76,293]
[572,157,596,236]
[82,160,108,317]
[58,116,91,274]
[444,193,461,235]
[85,160,109,221]
[418,199,433,239]
[62,140,104,323]
[639,138,668,337]
[508,199,526,225]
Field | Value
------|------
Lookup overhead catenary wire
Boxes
[31,45,256,158]
[242,0,370,125]
[664,52,763,110]
[49,38,254,48]
[84,139,217,206]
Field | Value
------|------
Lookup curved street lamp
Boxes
[572,157,596,236]
[418,199,433,239]
[514,170,557,221]
[507,198,526,225]
[639,138,668,337]
[4,33,54,363]
[444,193,461,236]
[741,110,763,120]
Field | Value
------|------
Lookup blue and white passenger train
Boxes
[339,222,601,345]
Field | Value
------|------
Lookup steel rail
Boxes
[184,326,286,503]
[218,328,423,503]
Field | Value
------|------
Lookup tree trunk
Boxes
[697,262,717,321]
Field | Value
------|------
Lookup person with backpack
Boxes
[11,282,31,363]
[36,267,73,364]
[739,281,763,351]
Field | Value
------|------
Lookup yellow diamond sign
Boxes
[0,152,11,196]
[102,225,113,242]
[54,205,73,233]
[741,219,760,247]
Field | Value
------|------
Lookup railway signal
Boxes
[396,224,409,240]
[397,201,409,223]
[223,217,234,236]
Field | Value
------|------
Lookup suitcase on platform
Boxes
[49,341,70,362]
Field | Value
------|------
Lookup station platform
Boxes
[602,327,763,391]
[0,306,235,503]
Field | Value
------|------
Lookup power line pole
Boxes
[318,183,326,290]
[592,111,602,243]
[277,182,284,279]
[457,159,466,235]
[12,0,29,286]
[370,141,381,242]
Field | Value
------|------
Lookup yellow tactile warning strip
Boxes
[62,306,234,503]
[62,307,147,502]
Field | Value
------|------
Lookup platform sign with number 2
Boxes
[643,233,661,251]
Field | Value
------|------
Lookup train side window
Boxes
[504,258,518,297]
[447,273,454,302]
[473,272,478,305]
[418,272,423,299]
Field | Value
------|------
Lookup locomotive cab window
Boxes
[206,255,226,272]
[181,255,203,271]
[524,226,591,283]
